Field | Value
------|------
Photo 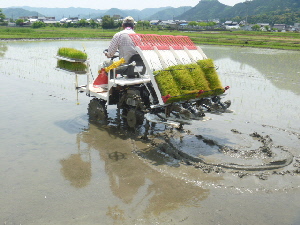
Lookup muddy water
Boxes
[0,40,300,225]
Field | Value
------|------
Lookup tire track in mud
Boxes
[131,124,300,192]
[155,130,294,170]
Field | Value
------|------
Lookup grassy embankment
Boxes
[0,27,299,50]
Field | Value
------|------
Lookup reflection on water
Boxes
[0,43,8,57]
[68,122,210,220]
[60,154,91,188]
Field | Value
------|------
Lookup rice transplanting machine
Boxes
[57,34,231,128]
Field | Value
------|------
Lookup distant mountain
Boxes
[176,0,300,23]
[99,8,141,19]
[148,6,192,20]
[175,0,230,20]
[69,7,175,20]
[139,7,172,19]
[87,7,172,20]
[221,0,300,19]
[2,6,179,21]
[3,8,44,19]
[2,0,300,24]
[22,6,106,19]
[103,8,127,17]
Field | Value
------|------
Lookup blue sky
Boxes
[1,0,245,10]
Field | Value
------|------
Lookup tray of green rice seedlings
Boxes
[154,70,181,98]
[154,60,226,103]
[57,47,87,62]
[154,66,198,103]
[197,59,224,95]
[169,65,196,92]
[168,64,206,103]
[57,60,87,74]
[183,63,213,98]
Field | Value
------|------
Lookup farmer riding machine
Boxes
[56,34,231,128]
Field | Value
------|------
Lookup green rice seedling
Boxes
[57,60,87,73]
[184,63,210,91]
[154,70,181,97]
[197,59,223,91]
[169,65,196,92]
[57,47,87,60]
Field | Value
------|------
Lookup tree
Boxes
[115,19,122,28]
[251,24,260,31]
[207,21,217,26]
[54,22,61,27]
[77,19,87,27]
[188,21,198,26]
[198,22,208,27]
[89,19,98,29]
[264,25,270,31]
[0,9,5,23]
[143,21,150,28]
[62,22,73,28]
[136,20,150,30]
[15,19,24,26]
[31,21,46,29]
[101,15,115,29]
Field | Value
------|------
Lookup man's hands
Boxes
[104,49,119,59]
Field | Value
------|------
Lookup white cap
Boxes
[123,16,134,24]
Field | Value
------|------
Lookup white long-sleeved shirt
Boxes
[106,27,137,63]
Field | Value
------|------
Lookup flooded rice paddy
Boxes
[0,40,300,225]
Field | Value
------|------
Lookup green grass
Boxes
[0,27,116,39]
[189,30,300,50]
[1,27,299,50]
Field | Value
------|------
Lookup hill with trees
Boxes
[147,6,192,20]
[2,6,177,21]
[220,0,300,24]
[3,7,106,20]
[175,0,230,21]
[88,7,176,20]
[177,0,300,24]
[1,0,300,25]
[3,8,44,19]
